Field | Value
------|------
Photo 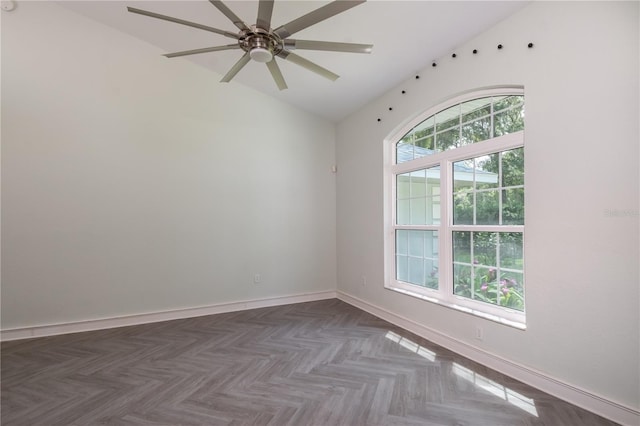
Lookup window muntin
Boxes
[387,88,525,326]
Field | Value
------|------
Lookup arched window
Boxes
[385,88,526,327]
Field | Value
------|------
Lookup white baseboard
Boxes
[0,290,337,342]
[337,291,639,426]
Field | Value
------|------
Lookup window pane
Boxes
[453,159,474,194]
[502,188,525,225]
[397,199,410,225]
[408,257,424,285]
[426,167,441,224]
[501,148,524,187]
[473,232,497,266]
[396,142,413,164]
[397,118,436,162]
[398,135,413,146]
[475,154,499,190]
[414,117,435,135]
[435,105,460,131]
[408,231,424,257]
[414,143,430,159]
[418,125,435,137]
[397,173,410,199]
[415,135,434,152]
[425,232,439,272]
[427,167,440,193]
[453,192,473,225]
[500,271,525,311]
[500,233,523,270]
[437,116,459,132]
[453,264,472,298]
[493,95,523,112]
[424,259,438,289]
[473,266,497,305]
[494,105,524,136]
[461,97,492,123]
[476,190,499,225]
[410,169,426,197]
[410,198,426,225]
[424,231,439,258]
[437,127,460,151]
[396,255,408,282]
[427,196,441,224]
[461,117,491,146]
[396,230,408,255]
[453,231,471,263]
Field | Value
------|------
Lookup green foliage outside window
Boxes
[453,148,524,226]
[453,231,524,311]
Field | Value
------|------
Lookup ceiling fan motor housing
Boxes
[240,27,282,63]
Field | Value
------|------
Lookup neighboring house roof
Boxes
[397,143,498,183]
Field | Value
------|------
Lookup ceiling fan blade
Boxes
[278,51,339,81]
[284,39,372,54]
[221,52,251,83]
[256,0,275,30]
[164,44,239,58]
[127,7,238,39]
[208,0,250,31]
[266,59,288,90]
[273,0,366,39]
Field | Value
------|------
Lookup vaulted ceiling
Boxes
[59,1,529,122]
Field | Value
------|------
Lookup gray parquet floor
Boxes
[1,299,618,425]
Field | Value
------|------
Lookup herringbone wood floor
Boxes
[2,299,618,425]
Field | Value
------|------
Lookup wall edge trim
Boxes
[0,290,337,342]
[337,290,639,426]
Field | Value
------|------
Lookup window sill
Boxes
[385,285,527,330]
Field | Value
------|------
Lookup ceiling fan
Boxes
[127,0,373,90]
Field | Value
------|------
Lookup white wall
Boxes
[337,0,639,414]
[1,2,336,328]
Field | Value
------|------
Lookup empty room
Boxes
[1,1,638,425]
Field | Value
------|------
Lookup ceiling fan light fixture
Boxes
[250,47,273,63]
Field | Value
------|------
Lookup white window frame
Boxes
[384,87,526,328]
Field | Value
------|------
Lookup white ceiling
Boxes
[59,1,529,122]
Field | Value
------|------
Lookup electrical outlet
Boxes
[475,326,484,341]
[361,275,367,287]
[253,273,261,284]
